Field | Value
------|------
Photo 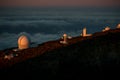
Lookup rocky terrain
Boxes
[0,28,120,79]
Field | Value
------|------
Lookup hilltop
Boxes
[0,28,120,79]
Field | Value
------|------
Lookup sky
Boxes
[0,0,120,7]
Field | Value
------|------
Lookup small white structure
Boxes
[13,48,19,52]
[116,24,120,29]
[4,54,14,60]
[82,27,87,37]
[18,35,30,50]
[68,36,72,39]
[102,26,110,32]
[4,54,18,60]
[81,27,92,37]
[60,33,68,44]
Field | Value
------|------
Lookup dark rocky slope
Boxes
[0,29,120,79]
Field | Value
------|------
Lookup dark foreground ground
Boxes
[0,29,120,79]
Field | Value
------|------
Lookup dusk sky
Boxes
[0,0,120,7]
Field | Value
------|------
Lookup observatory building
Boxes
[60,33,72,44]
[60,33,68,44]
[117,24,120,29]
[102,26,110,32]
[18,35,30,50]
[81,27,92,37]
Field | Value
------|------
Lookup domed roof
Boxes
[18,35,30,50]
[102,26,110,32]
[104,26,110,30]
[117,24,120,28]
[63,33,67,37]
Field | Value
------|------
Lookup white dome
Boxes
[104,27,110,30]
[117,24,120,28]
[63,33,67,37]
[18,35,30,50]
[102,26,110,32]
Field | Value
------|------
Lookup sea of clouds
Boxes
[0,30,83,50]
[0,8,120,50]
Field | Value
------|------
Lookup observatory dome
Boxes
[18,35,30,50]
